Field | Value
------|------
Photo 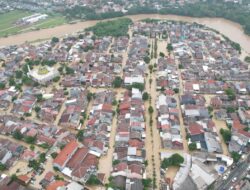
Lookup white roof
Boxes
[128,147,137,156]
[193,84,200,90]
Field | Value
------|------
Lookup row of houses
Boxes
[111,89,147,190]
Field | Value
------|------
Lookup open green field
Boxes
[0,11,67,37]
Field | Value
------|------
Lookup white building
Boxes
[27,66,59,85]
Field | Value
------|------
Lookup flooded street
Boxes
[0,14,249,55]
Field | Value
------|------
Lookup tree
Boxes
[148,106,154,114]
[188,143,197,151]
[231,152,241,163]
[142,92,149,101]
[220,128,231,143]
[167,43,173,55]
[142,178,152,188]
[51,152,58,159]
[112,100,117,106]
[112,76,123,88]
[112,160,120,166]
[148,64,153,73]
[87,92,94,102]
[30,145,35,151]
[28,160,40,171]
[65,66,74,75]
[34,106,41,113]
[53,76,60,82]
[244,56,250,63]
[9,77,16,86]
[0,163,6,171]
[86,175,101,185]
[178,64,184,69]
[36,94,43,102]
[131,83,145,91]
[226,106,236,113]
[24,136,36,144]
[173,88,179,94]
[22,75,33,86]
[76,130,84,141]
[159,52,165,57]
[225,88,236,101]
[51,37,59,43]
[12,130,23,140]
[39,153,46,163]
[0,82,5,89]
[15,70,23,79]
[144,56,151,64]
[161,153,184,169]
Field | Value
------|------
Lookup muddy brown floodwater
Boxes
[0,14,249,54]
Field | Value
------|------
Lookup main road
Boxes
[0,14,250,54]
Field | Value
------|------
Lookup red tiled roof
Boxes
[66,147,88,169]
[46,181,66,190]
[188,123,204,135]
[44,171,54,181]
[102,103,113,112]
[114,162,127,172]
[53,140,78,168]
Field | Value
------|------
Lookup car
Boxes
[232,177,237,182]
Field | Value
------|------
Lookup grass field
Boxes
[0,11,67,37]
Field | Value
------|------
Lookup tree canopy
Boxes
[161,153,184,169]
[86,18,132,37]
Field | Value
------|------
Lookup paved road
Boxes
[214,158,249,190]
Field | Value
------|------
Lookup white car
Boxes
[232,177,237,182]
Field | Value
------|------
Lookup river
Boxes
[0,14,249,54]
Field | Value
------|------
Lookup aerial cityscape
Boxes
[0,1,249,190]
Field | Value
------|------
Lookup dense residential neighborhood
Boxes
[0,17,249,190]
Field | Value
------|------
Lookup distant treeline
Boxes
[64,2,250,35]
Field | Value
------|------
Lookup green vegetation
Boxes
[24,136,37,144]
[167,43,173,55]
[0,10,31,37]
[12,130,23,140]
[142,178,152,188]
[112,76,123,88]
[225,88,236,101]
[51,152,58,159]
[76,130,84,141]
[220,128,231,143]
[148,106,154,114]
[112,160,120,166]
[65,66,74,75]
[39,153,46,163]
[161,153,184,169]
[173,88,179,94]
[51,37,59,43]
[231,151,241,163]
[28,159,40,171]
[144,56,151,64]
[0,163,6,171]
[0,11,66,37]
[188,142,197,151]
[245,56,250,63]
[86,18,132,37]
[39,143,50,149]
[226,106,236,113]
[86,175,101,185]
[142,92,149,101]
[0,82,5,89]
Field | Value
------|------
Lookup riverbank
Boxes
[0,14,249,54]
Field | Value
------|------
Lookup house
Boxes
[53,140,78,171]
